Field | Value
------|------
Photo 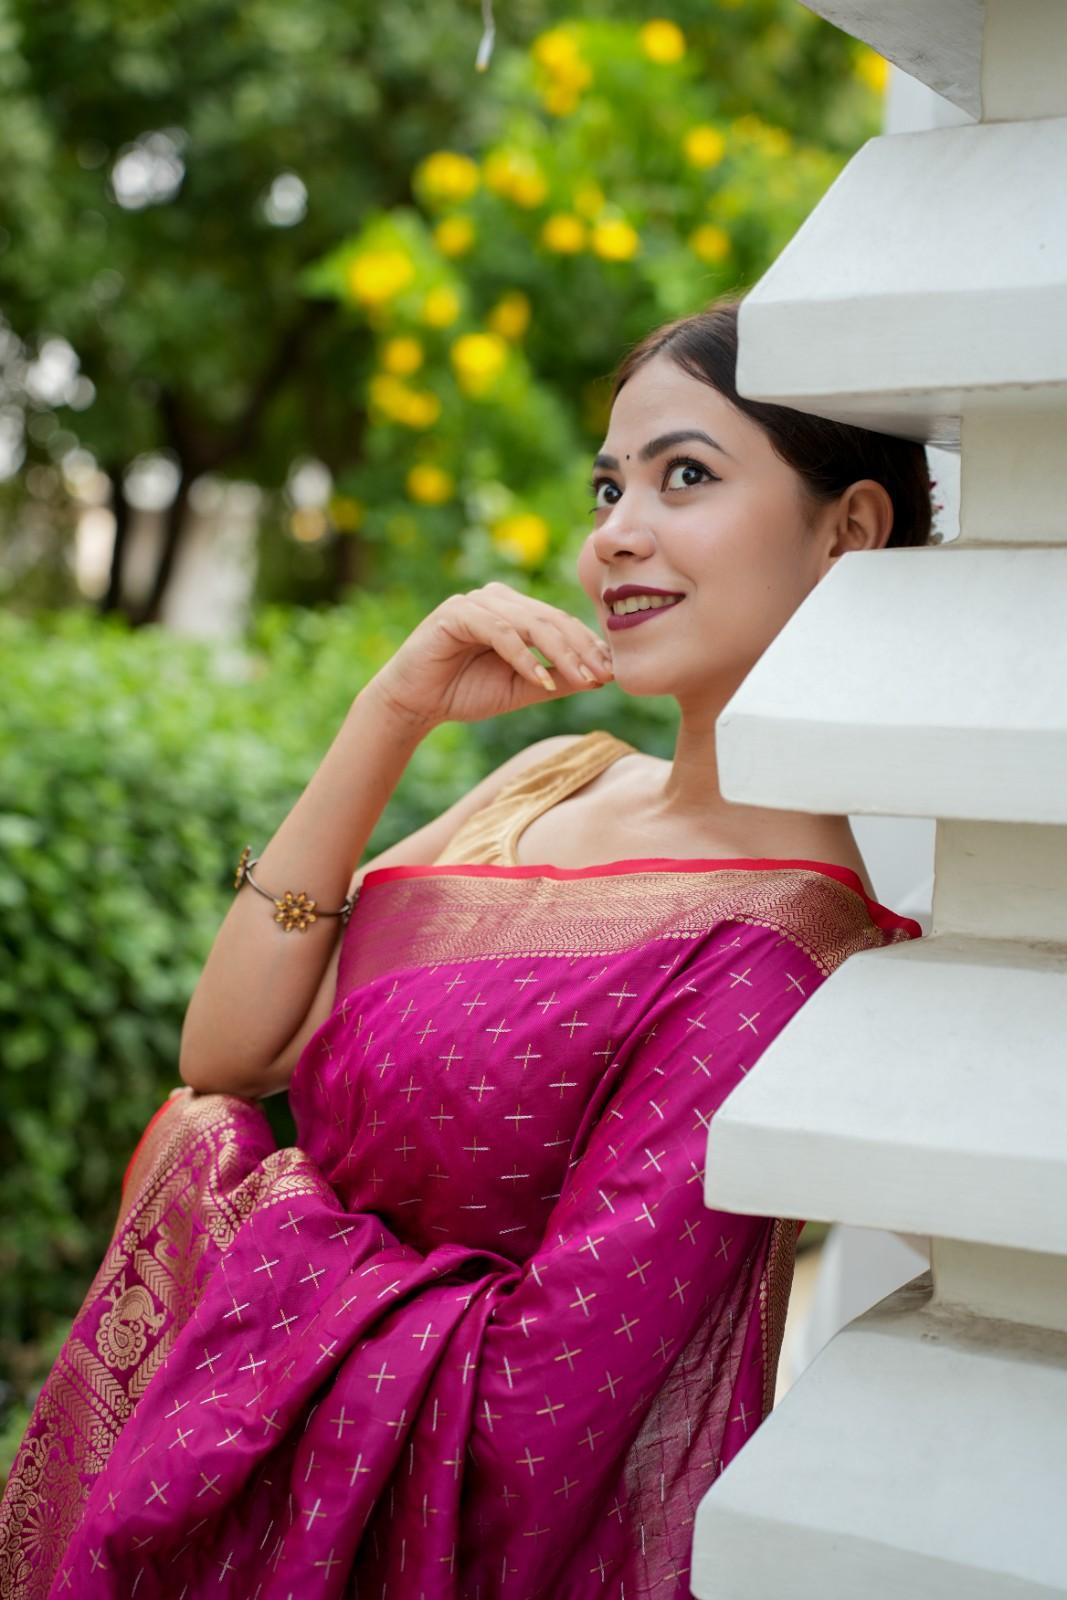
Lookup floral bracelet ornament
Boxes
[233,846,355,933]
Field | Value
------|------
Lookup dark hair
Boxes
[611,295,933,548]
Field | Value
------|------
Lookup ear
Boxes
[823,480,894,566]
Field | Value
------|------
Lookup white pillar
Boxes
[691,3,1067,1594]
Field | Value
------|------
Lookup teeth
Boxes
[610,594,682,616]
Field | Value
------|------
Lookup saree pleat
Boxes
[0,731,922,1600]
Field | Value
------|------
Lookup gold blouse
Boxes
[431,728,640,867]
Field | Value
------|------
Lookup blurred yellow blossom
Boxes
[369,375,441,429]
[532,25,592,114]
[591,219,640,261]
[689,223,731,264]
[434,215,475,257]
[421,286,462,328]
[382,336,424,376]
[406,464,454,504]
[290,508,328,543]
[639,19,686,63]
[346,249,415,306]
[484,149,549,208]
[328,495,364,532]
[574,182,605,219]
[416,150,480,205]
[684,124,726,169]
[855,47,889,94]
[401,391,442,429]
[488,291,532,341]
[541,213,586,253]
[730,114,792,159]
[532,26,582,74]
[542,84,580,116]
[492,512,550,566]
[450,331,509,397]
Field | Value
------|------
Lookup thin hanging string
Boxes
[475,0,496,70]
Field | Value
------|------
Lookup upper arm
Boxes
[254,734,586,1097]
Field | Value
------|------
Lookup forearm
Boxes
[179,681,430,1094]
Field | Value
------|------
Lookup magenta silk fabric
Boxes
[0,859,920,1600]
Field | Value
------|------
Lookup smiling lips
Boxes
[605,595,685,632]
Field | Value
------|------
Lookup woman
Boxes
[0,297,925,1599]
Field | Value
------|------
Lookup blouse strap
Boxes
[433,729,639,867]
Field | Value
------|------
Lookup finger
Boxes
[456,598,563,693]
[473,588,613,683]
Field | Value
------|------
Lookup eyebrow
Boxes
[592,429,736,474]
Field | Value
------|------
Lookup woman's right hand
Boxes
[367,582,615,730]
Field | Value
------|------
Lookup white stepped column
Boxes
[690,3,1067,1595]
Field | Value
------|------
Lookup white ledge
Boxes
[704,934,1067,1254]
[736,119,1067,443]
[692,1272,1067,1598]
[798,1,982,117]
[716,547,1067,826]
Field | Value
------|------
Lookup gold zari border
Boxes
[343,865,907,995]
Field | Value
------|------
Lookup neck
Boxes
[653,688,854,861]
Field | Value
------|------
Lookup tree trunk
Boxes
[133,469,191,626]
[98,468,131,616]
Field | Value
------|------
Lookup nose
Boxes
[591,504,657,563]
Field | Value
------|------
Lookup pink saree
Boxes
[0,845,920,1599]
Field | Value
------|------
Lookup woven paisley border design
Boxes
[0,1092,329,1600]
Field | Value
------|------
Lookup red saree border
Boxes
[361,857,924,941]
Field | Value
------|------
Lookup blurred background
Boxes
[0,0,910,1475]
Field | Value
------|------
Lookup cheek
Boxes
[575,538,599,598]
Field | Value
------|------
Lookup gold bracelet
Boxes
[233,845,356,933]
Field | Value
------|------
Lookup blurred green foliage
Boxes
[0,0,884,613]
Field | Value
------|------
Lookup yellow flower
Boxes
[329,495,364,532]
[421,286,462,327]
[368,373,411,416]
[406,464,454,505]
[484,149,548,208]
[491,512,550,567]
[434,215,475,257]
[290,508,327,543]
[542,84,580,116]
[639,19,686,64]
[532,26,581,73]
[541,213,586,254]
[450,331,509,397]
[574,182,605,219]
[855,47,889,95]
[382,336,424,376]
[591,219,640,262]
[511,170,548,208]
[368,375,441,429]
[532,25,592,101]
[689,223,731,264]
[346,249,415,307]
[402,391,442,429]
[684,124,726,169]
[416,150,480,205]
[487,291,532,342]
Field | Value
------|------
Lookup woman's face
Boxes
[576,351,837,706]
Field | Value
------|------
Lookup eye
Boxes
[589,478,621,512]
[663,456,716,492]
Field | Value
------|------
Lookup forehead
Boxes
[606,351,737,440]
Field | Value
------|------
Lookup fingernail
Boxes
[579,665,596,683]
[536,666,557,691]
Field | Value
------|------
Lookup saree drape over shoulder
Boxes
[0,731,921,1600]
